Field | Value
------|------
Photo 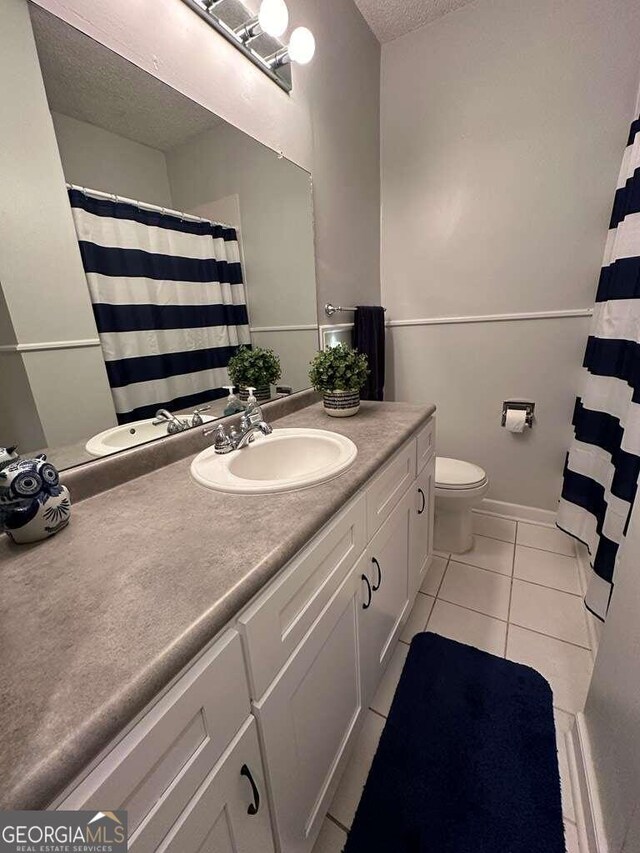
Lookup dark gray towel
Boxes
[353,306,385,401]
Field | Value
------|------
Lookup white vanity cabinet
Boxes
[56,415,435,853]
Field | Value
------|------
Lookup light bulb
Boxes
[288,26,315,65]
[258,0,289,38]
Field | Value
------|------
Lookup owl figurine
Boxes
[0,451,71,544]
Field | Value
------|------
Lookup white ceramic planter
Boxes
[323,390,360,418]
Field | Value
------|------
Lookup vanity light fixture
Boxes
[235,0,289,41]
[185,0,315,91]
[269,26,315,69]
[259,0,289,37]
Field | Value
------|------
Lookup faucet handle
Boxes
[204,424,233,454]
[191,404,212,427]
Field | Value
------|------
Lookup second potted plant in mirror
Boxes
[309,343,369,417]
[227,346,282,403]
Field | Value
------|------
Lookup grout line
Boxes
[555,703,583,717]
[428,594,592,652]
[516,541,577,559]
[508,619,591,651]
[368,706,387,721]
[432,555,450,599]
[436,595,509,624]
[510,575,583,598]
[449,557,514,579]
[505,522,517,656]
[326,812,350,835]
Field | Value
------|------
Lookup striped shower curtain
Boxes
[558,115,640,620]
[68,189,250,423]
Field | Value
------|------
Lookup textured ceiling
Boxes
[353,0,477,43]
[29,5,222,152]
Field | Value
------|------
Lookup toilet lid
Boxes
[435,457,487,490]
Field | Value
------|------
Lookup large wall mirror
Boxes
[0,5,318,470]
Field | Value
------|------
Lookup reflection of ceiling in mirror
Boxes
[29,4,223,152]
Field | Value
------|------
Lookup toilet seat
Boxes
[435,457,487,491]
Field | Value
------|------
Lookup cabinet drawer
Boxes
[366,439,417,539]
[416,417,435,474]
[157,717,275,853]
[59,630,251,853]
[238,494,367,700]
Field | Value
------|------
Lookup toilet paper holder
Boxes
[501,401,535,428]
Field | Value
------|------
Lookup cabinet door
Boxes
[360,488,412,707]
[253,567,363,853]
[409,454,435,598]
[158,717,274,853]
[59,630,251,853]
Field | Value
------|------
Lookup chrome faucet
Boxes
[153,408,187,434]
[204,405,273,454]
[190,404,211,427]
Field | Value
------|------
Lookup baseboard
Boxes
[575,543,602,658]
[477,498,557,525]
[566,714,609,853]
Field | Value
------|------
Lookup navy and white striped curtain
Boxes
[68,189,250,423]
[558,115,640,620]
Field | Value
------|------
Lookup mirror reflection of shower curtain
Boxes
[68,189,250,423]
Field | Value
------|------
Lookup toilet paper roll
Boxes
[505,409,527,433]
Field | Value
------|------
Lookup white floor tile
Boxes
[451,534,514,576]
[564,820,580,853]
[370,642,409,717]
[427,600,507,656]
[311,819,348,853]
[473,512,517,543]
[554,708,576,822]
[517,522,576,556]
[400,593,435,643]
[433,549,450,559]
[514,546,582,595]
[510,580,590,648]
[506,626,593,714]
[420,555,448,596]
[328,710,385,829]
[439,561,511,620]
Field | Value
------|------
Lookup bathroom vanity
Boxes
[0,399,435,853]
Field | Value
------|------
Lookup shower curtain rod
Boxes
[65,183,233,228]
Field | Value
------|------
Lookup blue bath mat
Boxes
[344,633,565,853]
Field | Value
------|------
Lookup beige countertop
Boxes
[0,400,435,810]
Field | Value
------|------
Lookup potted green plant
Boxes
[308,343,369,417]
[227,346,282,403]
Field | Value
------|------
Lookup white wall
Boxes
[51,112,173,206]
[166,122,317,328]
[0,0,116,454]
[381,0,640,509]
[32,0,381,320]
[582,496,640,851]
[167,122,318,391]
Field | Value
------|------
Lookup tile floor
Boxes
[312,512,592,852]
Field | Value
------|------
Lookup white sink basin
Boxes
[190,428,357,494]
[86,414,215,457]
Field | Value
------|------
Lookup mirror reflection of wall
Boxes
[0,5,318,470]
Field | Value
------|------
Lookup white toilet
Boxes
[434,457,489,554]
